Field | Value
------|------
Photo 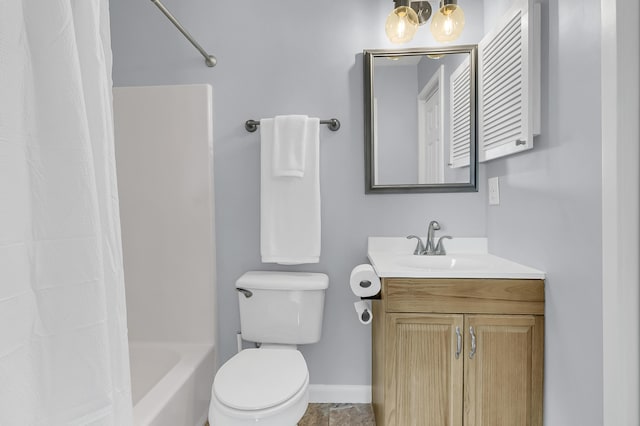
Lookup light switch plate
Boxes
[488,177,500,205]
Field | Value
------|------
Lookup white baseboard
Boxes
[308,385,371,403]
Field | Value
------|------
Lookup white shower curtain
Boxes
[0,0,132,424]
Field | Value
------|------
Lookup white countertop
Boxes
[367,237,545,279]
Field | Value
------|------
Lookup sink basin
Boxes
[396,255,488,271]
[367,237,546,278]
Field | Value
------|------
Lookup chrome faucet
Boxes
[425,220,441,255]
[406,220,452,255]
[434,235,452,255]
[406,235,425,255]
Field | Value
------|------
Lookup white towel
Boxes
[273,115,308,177]
[260,117,321,264]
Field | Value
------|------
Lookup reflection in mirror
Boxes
[364,46,477,193]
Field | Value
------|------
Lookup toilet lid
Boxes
[214,348,308,411]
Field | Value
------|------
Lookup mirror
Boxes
[364,46,477,193]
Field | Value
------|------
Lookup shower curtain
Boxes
[0,0,132,424]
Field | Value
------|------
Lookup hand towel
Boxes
[260,117,321,264]
[273,115,308,177]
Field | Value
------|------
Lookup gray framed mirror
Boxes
[364,46,478,193]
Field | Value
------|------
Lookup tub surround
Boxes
[113,85,217,425]
[129,342,215,426]
[114,85,216,345]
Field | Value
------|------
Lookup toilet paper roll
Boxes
[354,300,373,325]
[349,264,381,298]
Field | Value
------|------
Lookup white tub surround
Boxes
[114,84,216,345]
[113,85,217,426]
[367,237,545,279]
[130,342,215,426]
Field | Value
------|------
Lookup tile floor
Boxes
[205,403,376,425]
[298,403,376,425]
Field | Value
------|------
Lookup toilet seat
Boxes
[213,348,308,411]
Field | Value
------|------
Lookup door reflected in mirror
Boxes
[364,46,477,193]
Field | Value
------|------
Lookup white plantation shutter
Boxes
[450,56,471,168]
[478,0,540,162]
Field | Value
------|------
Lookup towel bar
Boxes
[245,118,341,133]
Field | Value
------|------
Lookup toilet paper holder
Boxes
[357,280,380,299]
[354,300,373,325]
[359,293,380,300]
[360,308,371,323]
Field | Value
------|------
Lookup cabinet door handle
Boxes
[469,326,477,359]
[455,326,462,359]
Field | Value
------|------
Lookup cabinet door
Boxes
[464,315,544,426]
[478,0,541,162]
[386,313,464,426]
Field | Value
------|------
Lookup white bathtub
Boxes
[129,342,215,426]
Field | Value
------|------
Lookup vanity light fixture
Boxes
[430,0,465,43]
[384,0,464,44]
[385,0,421,44]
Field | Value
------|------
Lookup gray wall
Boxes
[483,0,604,425]
[109,0,604,424]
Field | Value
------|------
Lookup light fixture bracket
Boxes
[392,0,411,7]
[440,0,458,7]
[410,1,432,25]
[393,0,433,26]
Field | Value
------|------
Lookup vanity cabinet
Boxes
[372,278,544,426]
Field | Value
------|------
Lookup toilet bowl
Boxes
[209,348,309,425]
[208,271,328,425]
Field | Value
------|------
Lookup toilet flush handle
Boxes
[236,288,253,298]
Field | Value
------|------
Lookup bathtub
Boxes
[129,342,215,426]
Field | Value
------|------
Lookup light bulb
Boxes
[430,3,465,43]
[385,6,419,44]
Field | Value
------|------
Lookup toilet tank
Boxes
[236,271,329,345]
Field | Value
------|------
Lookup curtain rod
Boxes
[149,0,217,67]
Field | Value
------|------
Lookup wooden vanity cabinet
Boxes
[372,278,544,426]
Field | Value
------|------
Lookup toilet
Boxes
[208,271,329,426]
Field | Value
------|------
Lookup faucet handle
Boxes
[434,236,452,255]
[406,235,425,255]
